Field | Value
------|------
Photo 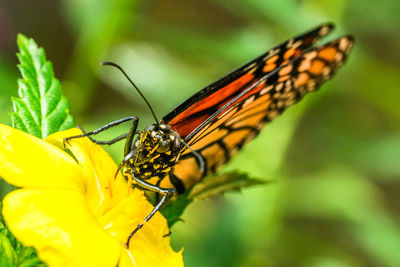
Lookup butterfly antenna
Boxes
[102,61,160,125]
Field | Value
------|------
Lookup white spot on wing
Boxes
[242,95,255,108]
[260,85,273,95]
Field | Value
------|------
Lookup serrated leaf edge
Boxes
[11,34,74,138]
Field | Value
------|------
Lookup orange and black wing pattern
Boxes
[161,24,354,191]
[162,23,334,138]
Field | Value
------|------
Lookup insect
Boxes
[65,23,354,247]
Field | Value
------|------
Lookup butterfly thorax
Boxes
[123,123,182,180]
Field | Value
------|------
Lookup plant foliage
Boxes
[10,34,74,139]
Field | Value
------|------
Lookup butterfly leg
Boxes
[81,131,129,145]
[123,117,139,156]
[63,116,138,146]
[181,139,206,174]
[125,175,176,248]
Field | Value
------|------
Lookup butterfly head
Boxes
[126,123,181,179]
[142,124,181,153]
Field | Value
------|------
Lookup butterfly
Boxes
[65,23,354,247]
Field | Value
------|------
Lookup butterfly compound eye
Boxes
[156,139,170,153]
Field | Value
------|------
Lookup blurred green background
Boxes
[1,0,400,266]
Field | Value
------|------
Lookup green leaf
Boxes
[163,171,269,228]
[10,34,74,139]
[0,230,17,266]
[189,171,269,199]
[162,191,193,228]
[0,204,45,266]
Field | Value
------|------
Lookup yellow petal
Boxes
[2,126,183,266]
[118,251,138,267]
[46,129,131,217]
[98,189,184,267]
[46,129,183,265]
[0,124,83,191]
[2,189,124,267]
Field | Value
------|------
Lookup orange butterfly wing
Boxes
[160,25,354,191]
[163,23,334,138]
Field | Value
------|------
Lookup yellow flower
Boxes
[0,124,183,267]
